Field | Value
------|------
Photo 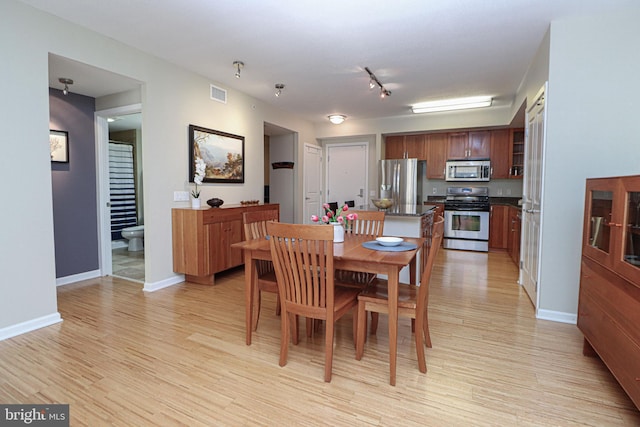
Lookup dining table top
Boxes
[233,233,424,268]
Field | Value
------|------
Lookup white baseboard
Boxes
[56,269,101,287]
[536,309,577,324]
[143,274,184,292]
[0,312,63,341]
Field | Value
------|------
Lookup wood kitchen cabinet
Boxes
[384,134,426,160]
[426,133,448,179]
[509,128,525,178]
[507,205,521,266]
[578,175,640,409]
[448,131,490,160]
[172,203,279,285]
[490,129,511,179]
[489,204,509,249]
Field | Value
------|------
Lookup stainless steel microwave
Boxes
[445,160,491,182]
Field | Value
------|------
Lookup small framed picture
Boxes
[50,130,69,163]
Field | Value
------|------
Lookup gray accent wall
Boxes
[49,88,99,278]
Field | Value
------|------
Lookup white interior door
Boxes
[303,144,322,224]
[521,84,547,308]
[325,143,368,209]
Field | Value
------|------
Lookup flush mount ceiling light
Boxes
[233,61,244,78]
[59,78,73,95]
[328,114,346,125]
[275,83,285,97]
[411,96,493,113]
[364,67,391,99]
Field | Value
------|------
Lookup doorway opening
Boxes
[108,112,144,282]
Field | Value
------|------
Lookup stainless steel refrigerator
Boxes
[378,159,423,209]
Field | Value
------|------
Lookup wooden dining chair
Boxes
[242,209,280,331]
[267,221,360,382]
[355,215,444,374]
[336,210,386,286]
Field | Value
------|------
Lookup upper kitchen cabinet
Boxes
[490,129,511,179]
[509,128,525,178]
[384,134,426,160]
[426,133,447,179]
[447,131,490,160]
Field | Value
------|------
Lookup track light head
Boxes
[59,78,73,95]
[233,61,244,78]
[364,67,390,99]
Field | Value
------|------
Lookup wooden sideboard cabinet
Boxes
[172,203,279,285]
[578,175,640,409]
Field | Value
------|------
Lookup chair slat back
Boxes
[346,210,385,238]
[416,216,444,312]
[243,209,279,275]
[243,208,279,240]
[267,222,334,313]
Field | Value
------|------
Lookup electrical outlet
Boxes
[432,187,437,194]
[506,188,512,196]
[174,191,189,201]
[497,188,503,196]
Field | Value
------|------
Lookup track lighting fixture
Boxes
[275,83,285,97]
[328,114,346,125]
[233,61,244,78]
[59,78,73,95]
[364,67,391,99]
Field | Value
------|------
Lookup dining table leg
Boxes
[387,265,399,386]
[244,250,256,345]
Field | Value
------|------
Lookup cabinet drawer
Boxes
[578,291,640,408]
[580,258,640,344]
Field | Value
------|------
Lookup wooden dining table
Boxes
[232,232,425,386]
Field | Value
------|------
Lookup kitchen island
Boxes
[358,204,436,283]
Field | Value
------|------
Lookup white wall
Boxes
[536,7,640,316]
[269,134,295,223]
[0,0,314,335]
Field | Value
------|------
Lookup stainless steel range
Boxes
[443,186,490,252]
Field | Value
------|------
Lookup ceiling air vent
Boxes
[210,84,227,104]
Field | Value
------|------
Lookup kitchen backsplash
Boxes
[421,178,523,200]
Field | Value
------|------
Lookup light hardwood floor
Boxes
[0,250,638,426]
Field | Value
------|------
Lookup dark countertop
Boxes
[425,196,521,208]
[490,197,522,208]
[358,204,436,217]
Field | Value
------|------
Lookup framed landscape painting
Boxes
[50,129,69,163]
[189,124,244,184]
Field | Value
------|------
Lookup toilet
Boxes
[121,225,144,252]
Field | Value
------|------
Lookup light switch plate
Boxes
[174,191,189,201]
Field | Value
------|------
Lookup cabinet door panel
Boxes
[447,132,468,159]
[489,205,509,249]
[468,131,491,159]
[427,134,447,179]
[404,134,426,160]
[490,129,510,179]
[385,135,405,159]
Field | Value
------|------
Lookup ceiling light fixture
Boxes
[59,78,73,95]
[275,83,284,97]
[411,96,493,113]
[233,61,244,78]
[328,114,346,125]
[364,67,391,99]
